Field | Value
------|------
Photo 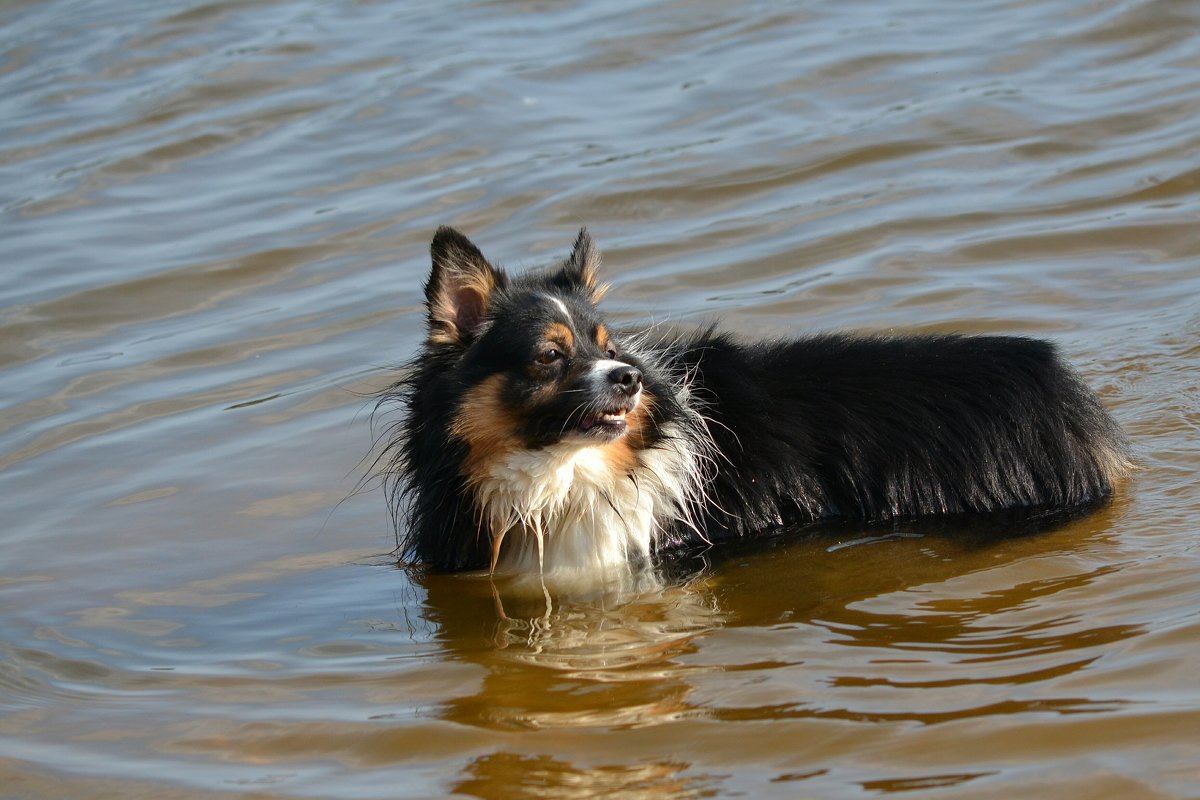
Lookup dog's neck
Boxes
[473,422,700,584]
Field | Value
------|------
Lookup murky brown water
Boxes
[3,0,1199,797]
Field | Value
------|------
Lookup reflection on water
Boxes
[3,0,1200,796]
[455,753,716,800]
[416,517,1156,796]
[424,518,1145,731]
[422,571,723,731]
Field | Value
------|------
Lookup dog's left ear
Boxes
[554,228,609,302]
[425,227,507,347]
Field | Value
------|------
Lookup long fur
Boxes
[376,227,1131,582]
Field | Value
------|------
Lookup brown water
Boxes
[2,0,1199,797]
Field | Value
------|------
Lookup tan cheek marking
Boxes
[603,391,655,473]
[449,374,519,485]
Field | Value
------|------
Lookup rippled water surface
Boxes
[3,0,1199,797]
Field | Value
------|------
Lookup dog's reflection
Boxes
[422,564,722,667]
[415,563,723,729]
[491,574,723,672]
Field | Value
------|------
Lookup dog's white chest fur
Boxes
[473,426,697,582]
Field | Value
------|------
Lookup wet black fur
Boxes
[657,330,1125,548]
[379,228,1129,571]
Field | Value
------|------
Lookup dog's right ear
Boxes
[551,227,609,302]
[425,227,507,347]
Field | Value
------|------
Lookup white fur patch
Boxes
[475,422,698,586]
[546,295,571,323]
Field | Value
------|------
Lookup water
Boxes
[2,0,1198,797]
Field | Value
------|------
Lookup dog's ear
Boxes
[554,228,609,302]
[425,227,507,347]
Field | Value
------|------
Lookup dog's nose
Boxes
[608,364,642,395]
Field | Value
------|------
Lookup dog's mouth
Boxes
[575,406,631,439]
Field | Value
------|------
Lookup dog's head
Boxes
[422,227,660,475]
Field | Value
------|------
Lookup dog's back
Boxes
[653,330,1131,548]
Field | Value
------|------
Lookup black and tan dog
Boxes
[379,227,1130,586]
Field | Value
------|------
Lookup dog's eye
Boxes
[536,348,562,365]
[606,348,617,360]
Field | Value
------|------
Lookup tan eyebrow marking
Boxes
[594,323,611,352]
[544,322,574,350]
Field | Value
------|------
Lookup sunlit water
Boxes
[2,0,1199,797]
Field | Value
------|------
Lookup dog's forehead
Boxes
[498,289,601,337]
[549,293,606,339]
[543,294,573,322]
[544,292,603,329]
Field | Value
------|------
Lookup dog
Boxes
[378,227,1131,585]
